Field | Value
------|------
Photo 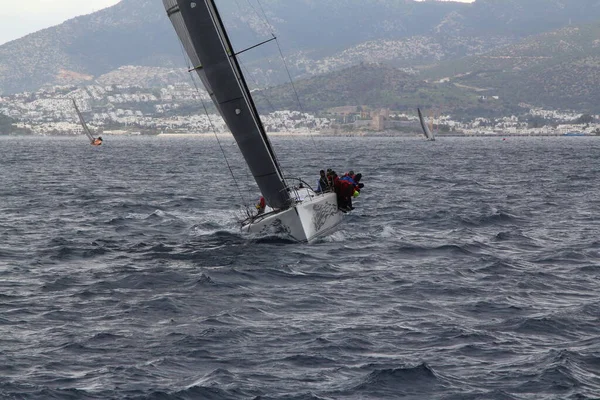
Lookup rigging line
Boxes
[191,75,251,212]
[238,55,302,180]
[243,0,319,153]
[231,2,299,183]
[234,37,277,57]
[244,0,323,177]
[176,40,251,213]
[218,64,256,207]
[238,61,295,177]
[239,1,319,160]
[255,0,271,28]
[208,0,289,192]
[246,0,305,116]
[253,0,323,170]
[245,0,273,33]
[239,62,276,121]
[273,36,320,153]
[251,0,306,115]
[253,0,319,152]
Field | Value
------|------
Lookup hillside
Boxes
[2,0,600,95]
[255,63,517,118]
[423,20,600,113]
[0,113,31,135]
[0,0,181,94]
[461,0,600,36]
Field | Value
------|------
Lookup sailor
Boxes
[91,136,103,146]
[327,169,338,189]
[255,196,266,215]
[341,171,364,193]
[341,171,357,185]
[354,173,364,191]
[335,178,356,212]
[316,169,329,193]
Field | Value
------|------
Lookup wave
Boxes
[350,363,445,395]
[391,243,482,257]
[86,332,125,343]
[126,385,245,400]
[502,315,584,339]
[282,354,337,367]
[442,389,519,400]
[41,276,80,292]
[492,230,536,244]
[0,386,97,400]
[5,137,600,399]
[533,248,589,265]
[458,210,519,227]
[251,393,332,400]
[513,360,579,397]
[251,235,298,245]
[473,259,526,275]
[37,237,109,261]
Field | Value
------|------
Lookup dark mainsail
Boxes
[163,0,292,209]
[72,99,95,142]
[418,107,435,141]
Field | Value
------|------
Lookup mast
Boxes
[163,0,292,210]
[72,99,95,142]
[418,107,435,141]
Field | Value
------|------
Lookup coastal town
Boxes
[1,80,599,137]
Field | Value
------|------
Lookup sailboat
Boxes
[72,99,103,146]
[163,0,344,242]
[417,107,435,141]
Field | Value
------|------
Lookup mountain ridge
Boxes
[423,20,600,112]
[3,0,600,95]
[1,0,600,115]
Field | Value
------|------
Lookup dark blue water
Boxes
[2,135,600,399]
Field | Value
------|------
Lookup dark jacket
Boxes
[317,176,330,192]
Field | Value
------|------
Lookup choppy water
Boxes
[2,135,600,399]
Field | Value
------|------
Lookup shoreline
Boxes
[157,131,322,138]
[2,131,599,138]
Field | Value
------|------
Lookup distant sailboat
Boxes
[72,99,102,146]
[417,107,435,141]
[163,0,345,242]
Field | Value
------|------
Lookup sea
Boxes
[1,134,600,399]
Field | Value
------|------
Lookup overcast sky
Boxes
[0,0,475,46]
[0,0,120,45]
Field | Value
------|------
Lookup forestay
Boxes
[163,0,292,210]
[72,99,95,142]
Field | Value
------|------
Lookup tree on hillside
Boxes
[0,113,15,134]
[576,114,594,124]
[0,112,31,135]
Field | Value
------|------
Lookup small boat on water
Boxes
[72,99,102,146]
[418,107,436,141]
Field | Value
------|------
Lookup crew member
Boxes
[316,170,330,192]
[255,196,266,215]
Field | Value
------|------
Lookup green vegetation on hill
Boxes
[255,63,519,119]
[423,21,600,113]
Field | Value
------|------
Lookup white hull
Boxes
[241,191,343,243]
